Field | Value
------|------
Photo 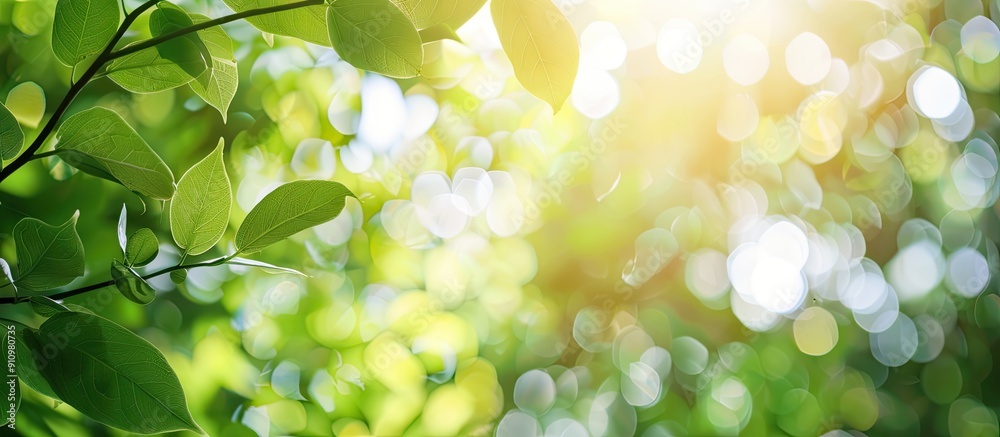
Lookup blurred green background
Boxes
[3,0,1000,436]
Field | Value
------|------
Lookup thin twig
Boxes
[109,0,325,60]
[0,255,233,305]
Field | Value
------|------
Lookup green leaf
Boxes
[107,30,207,93]
[392,0,486,30]
[326,0,423,78]
[191,15,235,61]
[170,139,231,256]
[220,0,330,46]
[125,228,159,267]
[390,0,432,27]
[418,23,461,44]
[24,312,202,434]
[228,257,306,276]
[104,2,210,92]
[51,0,120,66]
[149,2,210,78]
[64,303,96,314]
[0,318,57,400]
[28,296,94,314]
[192,58,237,121]
[491,0,579,112]
[235,180,353,254]
[0,101,24,160]
[55,107,175,200]
[189,15,238,122]
[110,260,155,304]
[117,204,127,253]
[28,296,69,317]
[170,269,187,284]
[12,212,85,292]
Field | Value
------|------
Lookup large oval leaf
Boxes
[13,212,85,292]
[55,107,175,200]
[170,139,231,256]
[0,318,57,400]
[110,260,156,304]
[189,15,238,122]
[27,296,70,317]
[24,312,201,434]
[221,0,330,46]
[389,0,424,25]
[106,2,209,93]
[326,0,423,78]
[491,0,579,112]
[51,0,120,66]
[0,101,24,160]
[107,41,204,93]
[392,0,486,30]
[235,180,353,254]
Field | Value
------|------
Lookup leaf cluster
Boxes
[0,0,581,432]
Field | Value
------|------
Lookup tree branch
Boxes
[0,0,325,184]
[0,0,159,184]
[108,0,325,60]
[0,256,232,305]
[28,150,59,161]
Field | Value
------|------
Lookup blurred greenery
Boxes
[2,0,1000,436]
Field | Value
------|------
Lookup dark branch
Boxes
[0,256,231,305]
[0,0,159,183]
[0,0,325,184]
[108,0,325,60]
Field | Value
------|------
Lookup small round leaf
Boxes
[125,228,159,267]
[110,260,156,305]
[170,269,188,284]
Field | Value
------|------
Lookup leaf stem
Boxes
[28,150,59,161]
[0,0,325,185]
[108,0,325,60]
[0,255,234,305]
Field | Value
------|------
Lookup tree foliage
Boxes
[0,0,580,433]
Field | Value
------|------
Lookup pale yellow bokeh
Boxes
[793,306,839,356]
